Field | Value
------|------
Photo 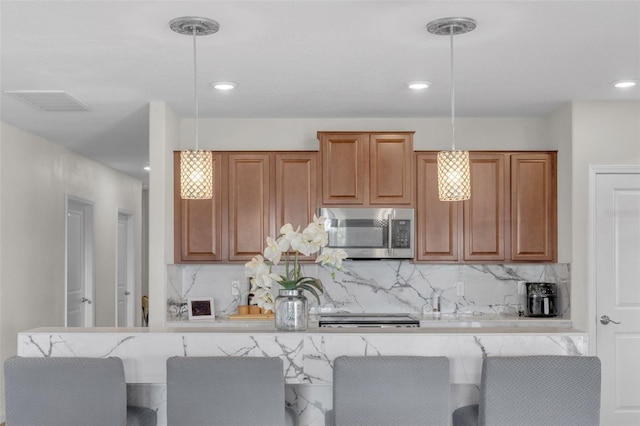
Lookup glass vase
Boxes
[274,289,308,331]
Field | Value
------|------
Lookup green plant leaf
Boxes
[294,277,323,292]
[279,280,296,290]
[297,283,321,304]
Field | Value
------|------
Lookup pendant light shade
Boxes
[180,150,213,199]
[428,17,475,202]
[171,16,219,200]
[437,150,471,201]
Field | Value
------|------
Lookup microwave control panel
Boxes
[391,219,411,248]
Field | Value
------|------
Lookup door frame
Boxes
[65,195,95,327]
[588,164,640,353]
[117,210,136,326]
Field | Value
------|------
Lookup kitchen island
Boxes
[18,323,586,426]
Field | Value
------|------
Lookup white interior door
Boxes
[66,197,94,327]
[592,166,640,425]
[117,212,134,326]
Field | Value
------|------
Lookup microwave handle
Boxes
[387,214,393,255]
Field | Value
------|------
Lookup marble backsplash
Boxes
[167,261,570,320]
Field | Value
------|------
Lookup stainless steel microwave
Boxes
[319,208,415,259]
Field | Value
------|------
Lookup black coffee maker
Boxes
[525,282,558,317]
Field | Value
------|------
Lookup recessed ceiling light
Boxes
[144,166,150,171]
[612,80,638,88]
[211,81,236,90]
[407,81,431,90]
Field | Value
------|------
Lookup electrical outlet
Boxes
[456,281,465,296]
[231,280,241,296]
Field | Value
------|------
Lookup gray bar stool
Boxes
[328,355,451,426]
[4,356,157,426]
[452,355,601,426]
[166,356,295,426]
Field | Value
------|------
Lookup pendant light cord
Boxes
[192,26,199,151]
[450,27,456,151]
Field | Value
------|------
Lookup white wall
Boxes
[142,189,149,298]
[0,117,3,422]
[570,101,640,332]
[544,104,573,264]
[148,102,181,326]
[181,117,551,151]
[0,122,142,414]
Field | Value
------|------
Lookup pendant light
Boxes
[427,17,475,201]
[170,17,219,199]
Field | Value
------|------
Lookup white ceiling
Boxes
[2,0,639,184]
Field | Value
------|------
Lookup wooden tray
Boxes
[228,313,274,320]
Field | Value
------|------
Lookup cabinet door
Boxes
[416,153,460,261]
[463,153,508,261]
[510,153,557,261]
[228,154,271,261]
[275,153,317,232]
[320,133,366,204]
[173,152,222,262]
[369,134,413,205]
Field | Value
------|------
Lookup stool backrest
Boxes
[332,355,450,426]
[4,356,128,426]
[479,356,601,426]
[166,356,286,426]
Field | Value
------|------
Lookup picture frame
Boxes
[187,297,215,320]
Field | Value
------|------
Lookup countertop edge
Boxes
[19,326,587,335]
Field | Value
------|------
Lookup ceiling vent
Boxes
[4,90,91,112]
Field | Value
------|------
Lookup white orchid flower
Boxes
[253,269,283,289]
[280,223,294,235]
[249,256,282,289]
[304,214,325,233]
[264,237,282,265]
[287,230,305,252]
[280,224,302,250]
[244,218,328,305]
[280,223,301,239]
[303,226,328,249]
[291,235,318,256]
[316,247,348,269]
[274,235,289,252]
[278,239,291,253]
[304,215,329,247]
[251,287,274,310]
[313,214,325,228]
[255,262,270,279]
[245,255,265,271]
[262,301,274,312]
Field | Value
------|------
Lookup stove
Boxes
[319,313,420,328]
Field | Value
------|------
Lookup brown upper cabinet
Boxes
[175,146,556,264]
[415,151,556,263]
[416,153,459,261]
[174,151,317,263]
[227,153,271,262]
[274,153,318,235]
[173,152,223,262]
[319,132,414,206]
[464,153,508,262]
[510,153,557,262]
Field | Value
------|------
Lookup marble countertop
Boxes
[160,312,574,332]
[25,319,582,335]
